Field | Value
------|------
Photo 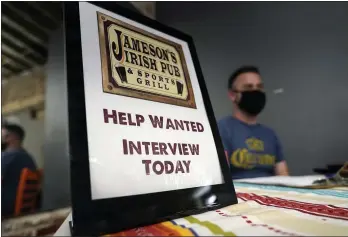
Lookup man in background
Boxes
[2,123,37,217]
[218,66,289,179]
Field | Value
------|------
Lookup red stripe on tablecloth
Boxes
[237,192,348,221]
[215,210,299,236]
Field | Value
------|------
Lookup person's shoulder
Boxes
[12,149,35,162]
[17,149,37,169]
[2,150,24,168]
[257,123,279,138]
[2,150,17,159]
[218,116,238,128]
[22,149,37,163]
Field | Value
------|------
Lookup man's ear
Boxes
[228,90,236,102]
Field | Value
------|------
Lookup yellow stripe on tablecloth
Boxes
[184,216,236,236]
[160,221,196,236]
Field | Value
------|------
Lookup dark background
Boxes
[42,2,140,210]
[157,1,348,176]
[4,2,347,211]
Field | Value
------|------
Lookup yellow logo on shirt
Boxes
[246,137,264,151]
[230,137,275,169]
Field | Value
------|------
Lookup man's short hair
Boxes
[228,66,260,89]
[2,124,25,142]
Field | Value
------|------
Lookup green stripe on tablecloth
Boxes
[184,216,236,236]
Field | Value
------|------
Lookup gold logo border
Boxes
[97,12,197,109]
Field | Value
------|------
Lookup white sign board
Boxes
[79,2,223,200]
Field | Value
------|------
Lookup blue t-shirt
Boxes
[218,116,284,179]
[1,148,37,217]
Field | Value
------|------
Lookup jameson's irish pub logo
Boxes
[97,12,196,109]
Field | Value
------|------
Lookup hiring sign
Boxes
[65,2,236,235]
[79,3,223,200]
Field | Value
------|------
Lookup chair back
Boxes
[14,168,42,216]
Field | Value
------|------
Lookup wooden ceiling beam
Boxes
[1,32,48,63]
[2,30,46,60]
[2,63,21,74]
[2,54,31,72]
[130,2,156,19]
[2,67,11,75]
[3,2,52,35]
[1,31,26,50]
[27,2,60,26]
[31,2,63,23]
[2,44,36,68]
[1,16,47,47]
[2,67,45,115]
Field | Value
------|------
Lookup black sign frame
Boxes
[64,2,237,236]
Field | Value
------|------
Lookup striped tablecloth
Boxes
[108,183,348,236]
[2,207,71,236]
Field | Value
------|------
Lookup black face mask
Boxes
[236,90,266,116]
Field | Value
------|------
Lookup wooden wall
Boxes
[2,67,45,117]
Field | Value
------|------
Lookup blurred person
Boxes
[218,66,289,179]
[1,123,37,217]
